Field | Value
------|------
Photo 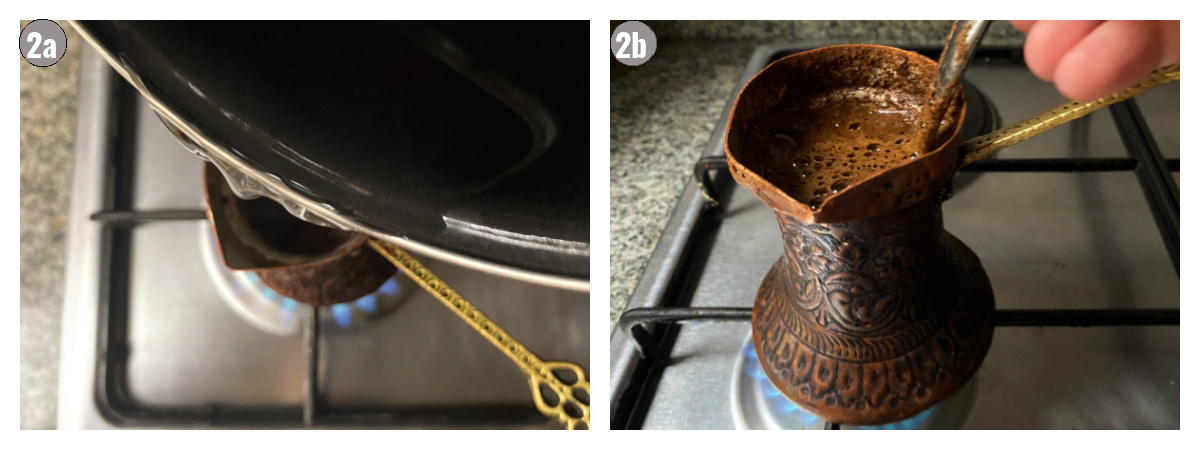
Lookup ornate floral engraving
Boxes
[753,199,994,425]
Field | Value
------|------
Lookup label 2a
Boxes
[26,31,59,59]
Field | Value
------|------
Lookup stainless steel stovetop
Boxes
[59,47,589,429]
[611,44,1179,430]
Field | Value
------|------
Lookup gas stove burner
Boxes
[731,333,976,430]
[199,222,412,335]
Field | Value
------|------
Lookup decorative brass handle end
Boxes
[367,239,591,430]
[528,360,591,430]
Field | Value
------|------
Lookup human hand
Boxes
[1010,20,1179,101]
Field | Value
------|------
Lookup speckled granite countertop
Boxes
[610,21,1027,330]
[20,20,82,429]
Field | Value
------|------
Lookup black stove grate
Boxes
[613,44,1179,430]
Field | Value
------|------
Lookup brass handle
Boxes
[368,239,590,430]
[959,64,1180,167]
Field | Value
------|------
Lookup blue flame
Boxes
[744,344,760,359]
[746,341,937,430]
[236,272,403,329]
[254,286,277,310]
[378,278,400,296]
[331,303,353,328]
[278,297,296,321]
[858,408,934,430]
[355,294,378,313]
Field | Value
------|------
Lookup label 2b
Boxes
[614,32,647,59]
[611,21,657,67]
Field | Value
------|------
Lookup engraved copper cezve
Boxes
[725,45,996,425]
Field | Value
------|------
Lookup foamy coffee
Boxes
[727,45,962,217]
[743,86,958,210]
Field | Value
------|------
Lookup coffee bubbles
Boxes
[747,87,942,210]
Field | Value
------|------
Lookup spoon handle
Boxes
[959,63,1180,167]
[912,20,993,153]
[934,20,993,104]
[368,239,591,430]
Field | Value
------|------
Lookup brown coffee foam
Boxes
[726,45,965,224]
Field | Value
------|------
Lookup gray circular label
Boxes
[20,20,67,67]
[610,21,657,66]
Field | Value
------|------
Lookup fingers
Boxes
[1009,20,1037,33]
[1022,20,1105,82]
[1016,20,1176,101]
[1054,20,1165,101]
[1158,20,1180,67]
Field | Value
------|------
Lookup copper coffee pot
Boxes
[725,44,1179,425]
[203,162,395,306]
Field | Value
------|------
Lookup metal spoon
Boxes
[911,20,993,153]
